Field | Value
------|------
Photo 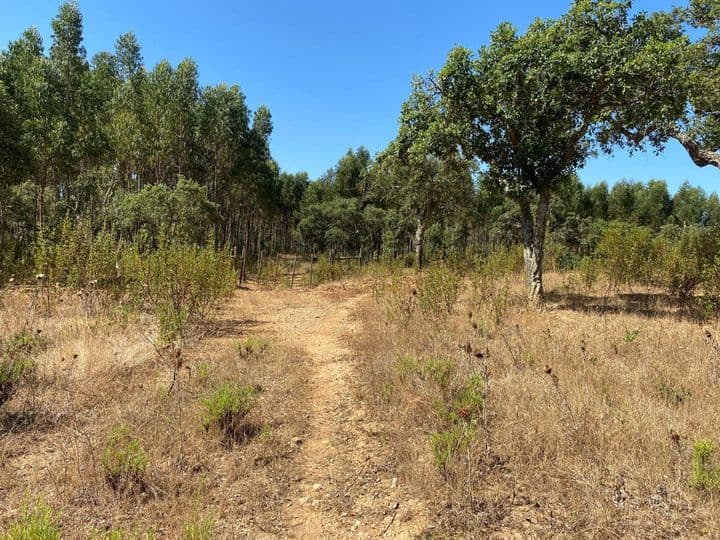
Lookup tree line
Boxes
[0,1,310,278]
[3,0,720,305]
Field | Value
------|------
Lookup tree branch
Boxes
[671,130,720,168]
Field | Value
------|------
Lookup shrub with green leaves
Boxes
[182,516,215,540]
[702,255,720,317]
[237,336,270,358]
[691,439,720,491]
[429,374,485,474]
[659,226,720,300]
[577,256,600,290]
[430,426,466,474]
[422,358,456,389]
[0,329,42,407]
[0,500,61,540]
[129,242,235,344]
[394,354,421,377]
[33,219,122,291]
[201,382,257,441]
[596,222,666,288]
[101,425,149,493]
[416,264,461,320]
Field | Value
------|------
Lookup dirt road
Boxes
[233,282,429,539]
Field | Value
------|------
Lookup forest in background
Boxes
[1,0,720,301]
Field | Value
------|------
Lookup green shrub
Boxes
[201,382,257,441]
[129,243,235,344]
[33,219,123,291]
[690,439,720,490]
[480,245,524,278]
[237,336,269,358]
[101,425,149,493]
[394,354,420,377]
[577,256,600,290]
[422,358,456,389]
[430,427,465,473]
[447,374,484,425]
[702,255,720,317]
[197,362,211,385]
[182,517,215,540]
[1,500,61,540]
[0,329,42,407]
[429,374,485,474]
[658,226,720,299]
[597,222,660,288]
[416,264,461,320]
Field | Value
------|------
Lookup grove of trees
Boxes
[2,0,720,306]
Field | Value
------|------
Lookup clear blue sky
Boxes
[2,0,719,194]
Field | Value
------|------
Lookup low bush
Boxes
[691,439,720,491]
[237,336,270,358]
[0,329,43,407]
[201,382,257,442]
[416,264,461,320]
[0,500,61,540]
[129,242,235,344]
[182,516,215,540]
[101,425,149,494]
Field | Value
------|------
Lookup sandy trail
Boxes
[234,282,429,539]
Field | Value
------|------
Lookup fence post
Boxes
[290,254,298,288]
[309,253,314,286]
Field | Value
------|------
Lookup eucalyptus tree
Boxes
[109,32,146,190]
[428,0,688,302]
[1,27,57,229]
[0,82,29,187]
[49,0,89,183]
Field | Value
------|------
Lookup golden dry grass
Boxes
[357,270,720,538]
[4,267,720,538]
[0,286,310,538]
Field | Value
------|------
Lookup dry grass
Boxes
[0,286,309,538]
[357,270,720,538]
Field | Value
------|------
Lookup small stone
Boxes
[291,437,303,446]
[298,496,309,504]
[390,477,398,489]
[312,483,323,491]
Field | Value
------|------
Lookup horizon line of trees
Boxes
[3,0,720,304]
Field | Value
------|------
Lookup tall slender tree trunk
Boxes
[520,190,551,306]
[415,219,426,271]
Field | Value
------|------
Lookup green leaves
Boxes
[434,0,688,198]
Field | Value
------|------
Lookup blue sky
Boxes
[2,0,719,194]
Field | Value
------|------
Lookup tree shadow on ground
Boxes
[197,318,266,338]
[545,290,705,321]
[0,406,57,435]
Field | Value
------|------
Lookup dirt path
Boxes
[235,282,429,539]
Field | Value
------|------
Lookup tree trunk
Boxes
[415,219,426,271]
[520,190,551,306]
